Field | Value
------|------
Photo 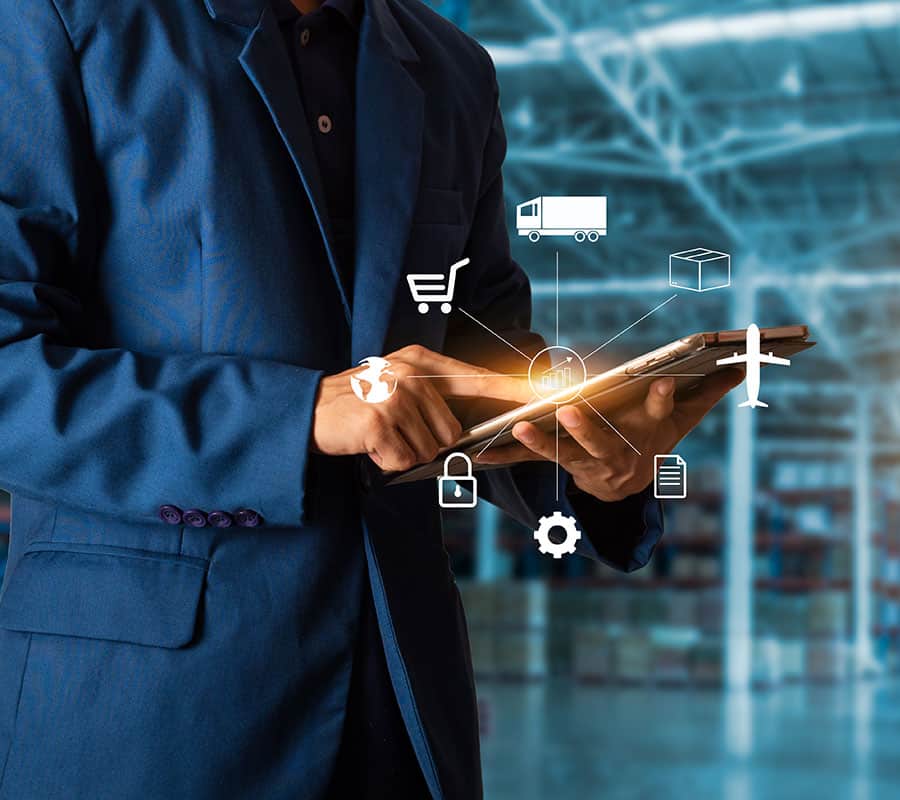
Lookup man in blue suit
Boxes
[0,0,739,797]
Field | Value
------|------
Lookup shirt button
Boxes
[300,27,311,46]
[317,114,333,134]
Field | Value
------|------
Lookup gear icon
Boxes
[533,511,581,559]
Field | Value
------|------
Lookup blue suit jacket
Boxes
[0,0,663,797]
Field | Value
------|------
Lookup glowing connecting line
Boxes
[453,262,681,461]
[394,252,681,467]
[582,294,678,361]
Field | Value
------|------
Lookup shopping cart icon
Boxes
[406,257,470,314]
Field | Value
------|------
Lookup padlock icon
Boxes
[438,452,478,508]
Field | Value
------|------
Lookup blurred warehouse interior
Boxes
[2,0,900,798]
[426,0,900,797]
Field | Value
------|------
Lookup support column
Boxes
[853,390,875,674]
[724,265,756,690]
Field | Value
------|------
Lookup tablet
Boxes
[388,324,814,484]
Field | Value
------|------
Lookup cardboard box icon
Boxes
[669,248,731,292]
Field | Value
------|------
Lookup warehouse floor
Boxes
[479,678,900,800]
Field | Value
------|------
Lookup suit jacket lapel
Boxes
[236,5,353,323]
[350,0,424,362]
[202,0,263,27]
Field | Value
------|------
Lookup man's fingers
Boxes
[414,382,463,448]
[510,421,556,459]
[369,427,417,472]
[398,411,442,464]
[476,432,591,466]
[474,442,545,465]
[390,344,492,379]
[555,405,616,459]
[643,377,676,422]
[431,373,533,403]
[389,344,534,403]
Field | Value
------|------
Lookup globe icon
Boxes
[350,357,398,404]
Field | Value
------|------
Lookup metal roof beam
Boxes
[485,3,900,68]
[521,0,851,370]
[531,268,900,296]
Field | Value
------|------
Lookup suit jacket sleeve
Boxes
[0,1,322,527]
[443,63,664,572]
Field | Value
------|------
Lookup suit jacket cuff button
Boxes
[183,509,208,528]
[159,505,183,525]
[207,510,234,528]
[235,508,261,527]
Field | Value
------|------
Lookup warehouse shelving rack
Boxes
[439,0,900,689]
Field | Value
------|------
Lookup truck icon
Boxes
[516,196,607,243]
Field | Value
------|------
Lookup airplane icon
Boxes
[716,323,790,408]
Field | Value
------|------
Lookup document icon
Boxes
[654,454,687,499]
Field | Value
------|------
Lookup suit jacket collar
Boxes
[364,0,419,63]
[207,0,424,355]
[203,0,418,62]
[236,3,354,322]
[202,0,266,28]
[350,0,424,361]
[270,0,363,28]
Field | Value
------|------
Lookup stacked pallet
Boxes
[459,580,857,686]
[650,628,698,685]
[572,625,614,682]
[458,580,548,681]
[806,640,852,682]
[690,639,723,686]
[779,640,807,681]
[806,590,851,681]
[808,591,849,636]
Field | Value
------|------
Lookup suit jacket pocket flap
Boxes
[0,543,207,649]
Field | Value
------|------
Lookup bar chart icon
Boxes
[654,454,687,499]
[540,366,572,391]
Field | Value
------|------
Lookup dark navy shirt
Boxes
[273,0,361,282]
[271,5,429,794]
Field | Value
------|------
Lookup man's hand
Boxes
[475,369,744,502]
[312,345,532,471]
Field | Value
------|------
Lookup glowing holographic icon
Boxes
[350,357,399,404]
[716,324,791,409]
